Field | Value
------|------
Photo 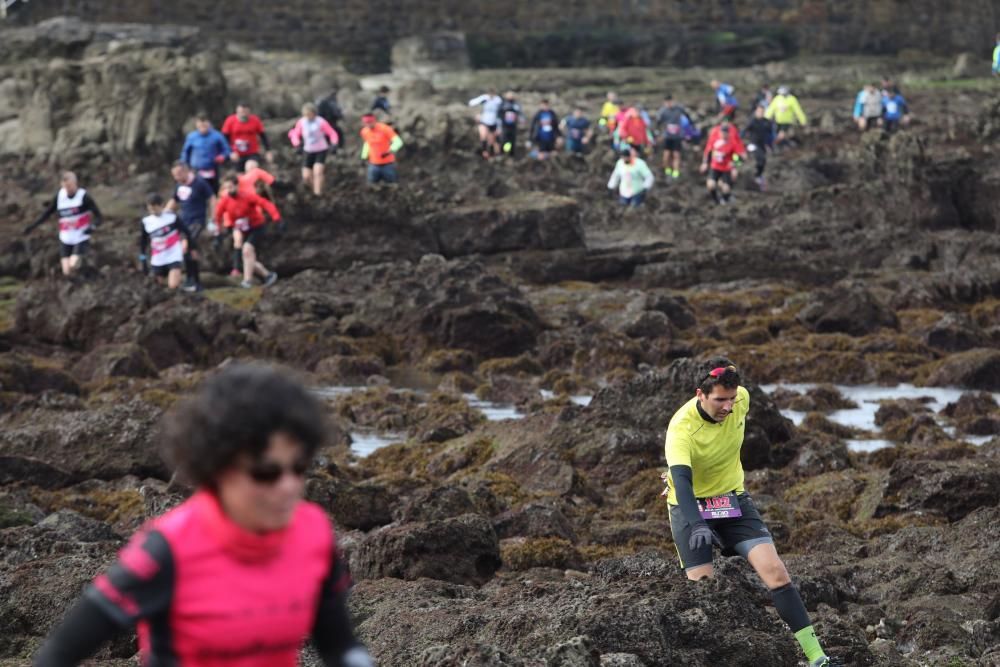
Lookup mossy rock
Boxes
[501,537,583,571]
[478,354,544,378]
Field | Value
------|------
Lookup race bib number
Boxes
[198,168,216,179]
[697,492,742,520]
[176,185,192,201]
[235,139,250,152]
[504,111,517,123]
[234,217,251,232]
[666,123,681,135]
[713,150,726,163]
[886,101,898,114]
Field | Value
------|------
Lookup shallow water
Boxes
[762,383,1000,452]
[316,384,594,456]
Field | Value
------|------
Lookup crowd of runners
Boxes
[23,73,919,287]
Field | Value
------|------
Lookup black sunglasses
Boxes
[246,459,310,485]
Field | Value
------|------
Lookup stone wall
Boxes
[4,0,998,71]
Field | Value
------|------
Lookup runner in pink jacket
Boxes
[288,102,340,196]
[34,364,374,667]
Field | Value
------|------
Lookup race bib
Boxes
[235,139,250,152]
[504,111,517,123]
[176,185,192,201]
[234,217,251,232]
[666,123,681,135]
[697,492,742,520]
[713,150,726,163]
[198,168,216,179]
[886,102,898,114]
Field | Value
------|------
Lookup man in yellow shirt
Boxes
[599,91,621,135]
[664,359,838,667]
[764,86,807,150]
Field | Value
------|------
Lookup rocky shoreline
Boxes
[2,19,1000,667]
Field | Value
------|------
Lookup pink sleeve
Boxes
[321,118,339,146]
[287,119,303,147]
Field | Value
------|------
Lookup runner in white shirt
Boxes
[469,88,504,159]
[22,171,103,279]
[138,194,189,290]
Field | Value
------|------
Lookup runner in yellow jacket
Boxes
[764,86,807,149]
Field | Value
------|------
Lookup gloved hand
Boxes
[341,645,376,667]
[688,523,714,551]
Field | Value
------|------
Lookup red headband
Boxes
[707,365,737,378]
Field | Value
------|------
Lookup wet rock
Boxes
[416,643,527,667]
[621,311,671,339]
[544,635,600,667]
[789,434,851,474]
[351,513,501,586]
[646,294,696,330]
[0,395,167,481]
[423,194,585,258]
[797,284,898,336]
[420,348,476,373]
[0,352,80,395]
[395,485,478,523]
[315,354,386,383]
[305,476,394,531]
[923,312,987,352]
[493,502,577,542]
[876,458,1000,521]
[0,455,73,489]
[71,343,159,382]
[926,348,1000,391]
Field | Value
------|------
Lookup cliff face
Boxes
[4,0,997,71]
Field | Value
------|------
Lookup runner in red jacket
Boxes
[700,118,747,205]
[221,103,273,168]
[214,174,281,288]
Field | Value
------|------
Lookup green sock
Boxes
[794,625,825,662]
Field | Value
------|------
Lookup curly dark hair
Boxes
[695,356,741,395]
[161,364,326,487]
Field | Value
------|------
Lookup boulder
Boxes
[923,313,987,352]
[621,311,672,339]
[395,485,479,523]
[351,513,501,586]
[0,353,80,395]
[876,458,1000,521]
[71,343,159,382]
[797,284,898,336]
[545,636,600,667]
[423,194,585,258]
[926,349,1000,391]
[493,502,577,542]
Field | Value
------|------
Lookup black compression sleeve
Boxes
[258,132,270,150]
[139,226,149,254]
[312,547,360,665]
[83,193,103,226]
[33,596,122,666]
[27,196,58,231]
[669,465,705,526]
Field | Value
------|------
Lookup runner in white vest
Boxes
[138,194,188,290]
[23,172,103,278]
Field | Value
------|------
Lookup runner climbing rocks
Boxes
[221,103,273,169]
[607,146,654,208]
[288,103,339,196]
[138,193,187,290]
[22,171,103,279]
[213,174,280,289]
[764,86,807,149]
[657,95,691,180]
[360,114,403,184]
[701,117,746,205]
[663,360,841,667]
[468,88,504,159]
[167,161,213,291]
